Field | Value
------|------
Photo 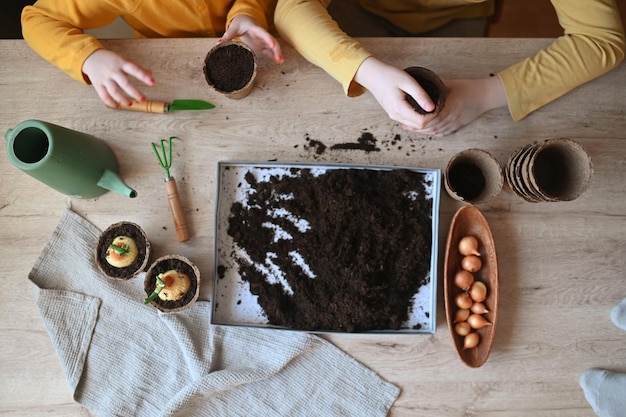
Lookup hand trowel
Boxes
[114,99,215,113]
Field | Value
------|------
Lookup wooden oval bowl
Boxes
[444,205,499,367]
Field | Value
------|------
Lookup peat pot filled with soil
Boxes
[95,221,151,280]
[404,66,447,117]
[203,41,257,99]
[144,254,200,313]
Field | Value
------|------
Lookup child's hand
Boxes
[82,49,155,108]
[354,57,437,130]
[220,14,284,64]
[408,77,507,137]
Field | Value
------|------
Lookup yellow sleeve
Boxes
[275,0,372,97]
[21,0,128,84]
[498,0,625,121]
[227,0,277,31]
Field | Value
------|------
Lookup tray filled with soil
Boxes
[212,162,441,333]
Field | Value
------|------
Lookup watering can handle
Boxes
[165,178,190,242]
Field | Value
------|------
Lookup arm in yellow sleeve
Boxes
[275,0,372,97]
[498,0,625,121]
[21,0,128,84]
[227,0,277,30]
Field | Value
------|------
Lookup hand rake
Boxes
[152,137,190,242]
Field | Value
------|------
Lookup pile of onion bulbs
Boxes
[453,236,492,350]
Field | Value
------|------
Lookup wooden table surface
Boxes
[1,38,625,416]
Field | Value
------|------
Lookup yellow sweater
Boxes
[344,0,495,34]
[21,0,276,83]
[275,0,625,120]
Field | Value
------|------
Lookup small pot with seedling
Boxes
[96,221,151,280]
[143,254,200,313]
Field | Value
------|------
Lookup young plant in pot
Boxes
[143,254,200,313]
[95,221,151,280]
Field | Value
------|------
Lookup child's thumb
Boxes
[219,25,238,42]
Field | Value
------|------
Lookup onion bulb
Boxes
[467,313,492,329]
[470,302,489,314]
[454,308,470,323]
[455,292,473,310]
[461,255,482,272]
[463,332,480,350]
[458,236,481,256]
[469,281,488,302]
[454,270,474,290]
[454,322,471,336]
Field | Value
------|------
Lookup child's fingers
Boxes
[122,61,155,87]
[395,107,436,131]
[94,80,134,109]
[93,84,119,108]
[268,43,284,64]
[105,73,141,105]
[258,48,282,64]
[114,63,153,103]
[404,85,435,114]
[119,83,145,104]
[255,35,284,63]
[259,43,284,64]
[219,25,238,43]
[104,78,136,106]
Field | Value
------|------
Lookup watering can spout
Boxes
[97,169,138,198]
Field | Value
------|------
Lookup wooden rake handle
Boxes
[165,177,190,242]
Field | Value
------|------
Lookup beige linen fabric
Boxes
[29,209,400,417]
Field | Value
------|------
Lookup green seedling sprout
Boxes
[144,275,166,304]
[108,243,130,255]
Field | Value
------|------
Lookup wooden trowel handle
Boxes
[114,100,167,113]
[165,178,190,242]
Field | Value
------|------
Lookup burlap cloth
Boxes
[28,209,400,416]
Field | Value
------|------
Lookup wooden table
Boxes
[1,38,625,416]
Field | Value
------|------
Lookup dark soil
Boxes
[203,43,255,92]
[448,162,486,200]
[303,131,381,155]
[304,136,327,154]
[226,168,433,332]
[330,131,380,152]
[404,66,446,115]
[144,258,198,310]
[96,223,148,279]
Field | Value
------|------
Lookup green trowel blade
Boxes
[168,99,215,111]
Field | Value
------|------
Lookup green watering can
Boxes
[5,119,137,199]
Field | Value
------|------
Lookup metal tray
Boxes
[212,161,441,333]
